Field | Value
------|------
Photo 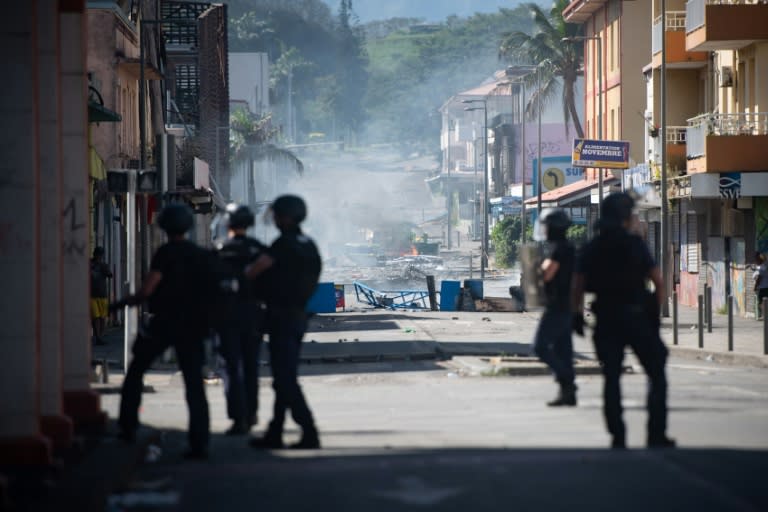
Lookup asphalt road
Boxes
[99,352,768,511]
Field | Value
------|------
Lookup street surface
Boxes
[97,310,768,512]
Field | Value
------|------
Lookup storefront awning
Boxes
[524,178,617,207]
[88,101,122,123]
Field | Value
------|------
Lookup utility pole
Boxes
[661,0,670,317]
[446,120,453,250]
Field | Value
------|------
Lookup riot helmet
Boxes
[225,203,255,230]
[600,192,634,229]
[157,203,194,235]
[271,195,307,224]
[533,208,571,241]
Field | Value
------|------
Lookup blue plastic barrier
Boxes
[440,281,461,311]
[306,282,337,313]
[464,279,484,300]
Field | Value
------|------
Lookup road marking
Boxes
[372,475,463,506]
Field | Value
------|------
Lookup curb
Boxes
[666,346,768,369]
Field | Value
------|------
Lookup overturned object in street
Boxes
[353,281,431,310]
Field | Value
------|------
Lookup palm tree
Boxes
[498,0,584,138]
[230,109,305,175]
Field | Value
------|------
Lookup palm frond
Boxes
[242,144,304,175]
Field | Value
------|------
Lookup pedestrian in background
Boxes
[246,195,322,450]
[112,203,211,460]
[531,208,577,406]
[90,246,112,345]
[572,192,675,450]
[753,252,768,318]
[214,203,267,435]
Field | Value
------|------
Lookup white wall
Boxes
[229,52,270,115]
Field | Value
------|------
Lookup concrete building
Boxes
[163,1,229,202]
[663,0,768,316]
[580,0,768,318]
[438,71,583,243]
[229,52,270,115]
[563,0,652,185]
[1,0,106,465]
[87,0,164,294]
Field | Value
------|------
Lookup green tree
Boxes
[498,0,584,138]
[335,0,369,139]
[491,215,525,268]
[363,7,530,150]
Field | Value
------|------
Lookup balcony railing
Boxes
[686,0,706,33]
[668,126,688,144]
[686,0,766,33]
[653,11,687,53]
[686,112,768,158]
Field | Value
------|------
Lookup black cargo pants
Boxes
[593,305,669,443]
[119,317,210,452]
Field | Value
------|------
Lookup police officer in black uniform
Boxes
[532,208,577,406]
[113,203,211,459]
[245,195,322,450]
[572,192,675,449]
[215,203,267,435]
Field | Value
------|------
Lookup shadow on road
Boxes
[113,428,768,512]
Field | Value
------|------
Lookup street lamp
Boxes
[498,64,538,243]
[563,35,603,210]
[463,99,488,279]
[445,119,455,250]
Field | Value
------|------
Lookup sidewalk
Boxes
[660,302,768,363]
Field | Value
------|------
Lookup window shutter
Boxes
[686,213,699,273]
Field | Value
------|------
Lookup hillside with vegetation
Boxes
[225,1,533,152]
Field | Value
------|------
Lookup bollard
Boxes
[698,294,704,349]
[705,284,712,333]
[426,275,438,311]
[101,358,109,384]
[763,298,768,355]
[672,291,678,346]
[727,295,733,352]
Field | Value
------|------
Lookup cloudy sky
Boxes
[321,0,534,23]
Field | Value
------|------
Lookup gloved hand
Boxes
[572,312,585,336]
[108,299,128,313]
[109,296,140,313]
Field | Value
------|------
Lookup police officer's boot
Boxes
[290,427,320,450]
[249,426,285,450]
[225,420,250,436]
[547,383,577,407]
[647,435,676,449]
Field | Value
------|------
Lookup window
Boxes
[611,109,616,139]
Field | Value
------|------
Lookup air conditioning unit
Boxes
[720,66,734,88]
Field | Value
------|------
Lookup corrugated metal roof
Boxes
[524,176,618,205]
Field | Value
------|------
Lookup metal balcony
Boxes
[652,11,708,68]
[686,0,768,51]
[686,112,768,173]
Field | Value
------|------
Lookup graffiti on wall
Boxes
[731,238,746,315]
[62,196,86,258]
[706,237,726,312]
[678,271,699,308]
